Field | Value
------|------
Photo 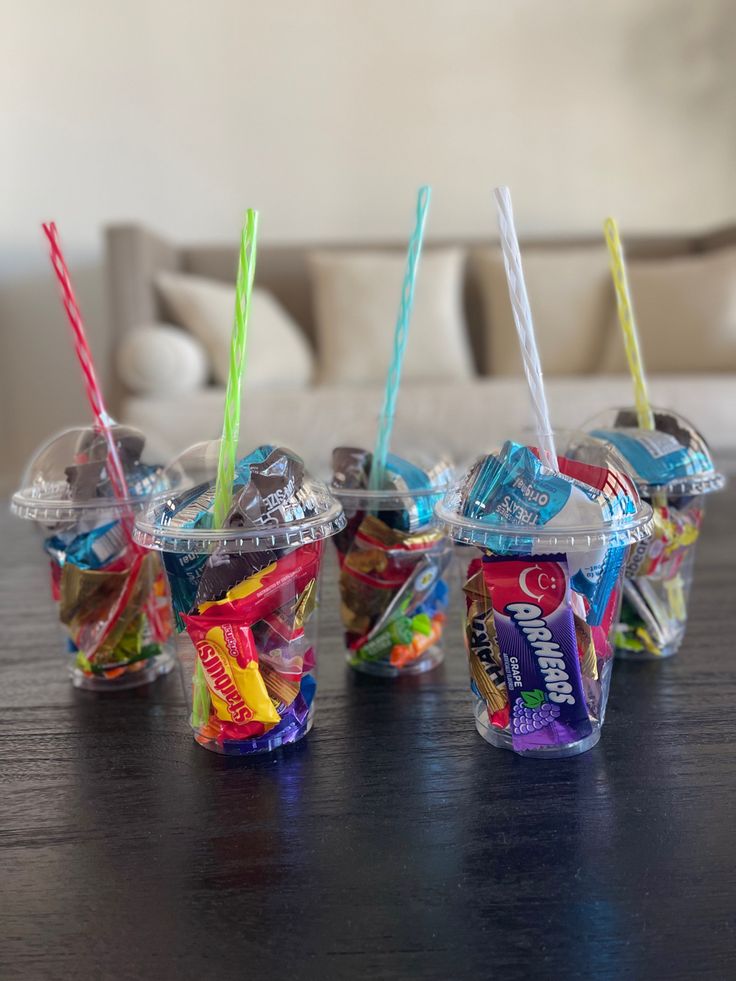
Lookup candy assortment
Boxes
[135,443,345,755]
[332,447,453,677]
[437,437,652,757]
[12,425,175,689]
[589,409,725,659]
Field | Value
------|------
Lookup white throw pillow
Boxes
[155,272,314,387]
[117,324,209,396]
[600,247,736,373]
[473,246,614,375]
[308,248,474,384]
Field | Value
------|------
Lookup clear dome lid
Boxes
[11,424,165,522]
[134,440,346,554]
[435,431,653,553]
[330,446,454,512]
[584,407,726,497]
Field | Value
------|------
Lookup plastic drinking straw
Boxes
[493,187,558,471]
[368,185,431,490]
[43,223,131,504]
[191,210,258,727]
[213,209,260,525]
[42,222,152,651]
[603,217,655,431]
[604,216,669,554]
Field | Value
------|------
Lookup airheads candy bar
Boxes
[482,555,592,752]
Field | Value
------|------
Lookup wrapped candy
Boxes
[331,447,453,677]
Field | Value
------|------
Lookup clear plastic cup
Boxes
[134,440,346,755]
[11,425,176,690]
[331,452,454,678]
[584,407,726,660]
[435,432,653,758]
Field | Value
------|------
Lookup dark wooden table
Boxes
[1,489,735,981]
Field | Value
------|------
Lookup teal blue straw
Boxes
[369,185,431,489]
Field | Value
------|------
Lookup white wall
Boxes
[2,0,735,475]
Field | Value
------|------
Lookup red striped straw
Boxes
[41,223,157,651]
[42,223,134,505]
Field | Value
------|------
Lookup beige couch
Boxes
[106,223,736,474]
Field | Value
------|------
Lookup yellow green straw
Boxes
[605,217,671,620]
[603,217,654,431]
[213,209,260,525]
[191,209,259,727]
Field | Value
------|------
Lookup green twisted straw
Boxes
[191,209,259,729]
[369,185,431,489]
[213,209,260,525]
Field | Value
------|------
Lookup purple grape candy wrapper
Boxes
[484,554,593,752]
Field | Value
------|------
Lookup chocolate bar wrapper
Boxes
[465,597,508,716]
[573,613,598,681]
[228,447,320,529]
[195,547,282,605]
[331,447,371,492]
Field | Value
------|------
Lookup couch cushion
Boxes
[117,323,209,396]
[600,247,736,373]
[472,246,613,375]
[308,248,474,384]
[155,272,315,387]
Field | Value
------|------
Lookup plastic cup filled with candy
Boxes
[11,425,176,690]
[435,434,653,758]
[134,441,345,755]
[330,447,454,678]
[585,408,725,660]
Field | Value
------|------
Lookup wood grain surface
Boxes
[1,491,735,981]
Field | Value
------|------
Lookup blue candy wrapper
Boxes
[460,441,637,625]
[590,427,711,489]
[44,519,128,570]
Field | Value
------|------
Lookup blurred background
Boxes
[2,0,735,480]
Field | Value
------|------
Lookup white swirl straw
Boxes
[493,186,558,471]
